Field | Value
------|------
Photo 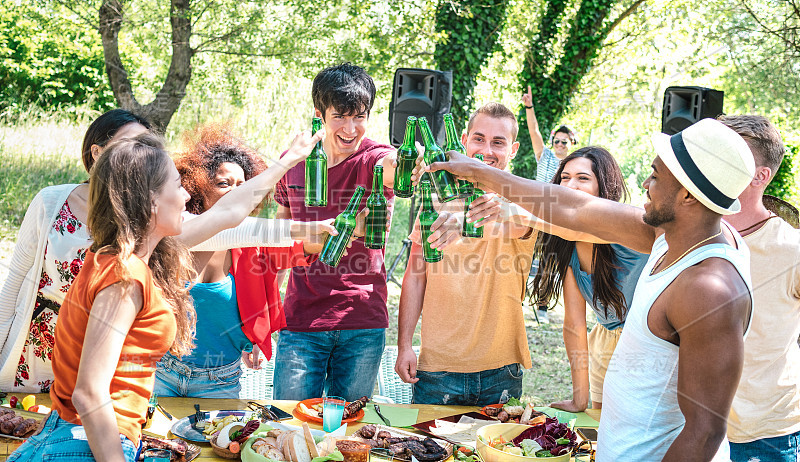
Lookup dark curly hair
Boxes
[174,123,268,215]
[531,146,629,320]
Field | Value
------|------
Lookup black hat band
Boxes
[670,133,736,210]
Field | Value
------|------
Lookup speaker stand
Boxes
[386,193,417,287]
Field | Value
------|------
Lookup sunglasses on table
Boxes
[552,139,571,146]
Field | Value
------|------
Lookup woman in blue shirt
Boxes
[529,146,648,412]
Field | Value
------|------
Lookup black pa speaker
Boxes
[389,68,453,147]
[661,86,724,135]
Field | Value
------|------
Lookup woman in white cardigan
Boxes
[0,109,330,391]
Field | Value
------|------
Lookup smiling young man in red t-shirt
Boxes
[273,63,397,400]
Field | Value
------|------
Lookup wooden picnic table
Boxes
[0,394,601,460]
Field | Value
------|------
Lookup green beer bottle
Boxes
[365,165,388,249]
[319,186,365,267]
[462,154,485,238]
[443,113,473,198]
[419,179,443,263]
[418,117,459,203]
[305,117,328,207]
[393,116,417,198]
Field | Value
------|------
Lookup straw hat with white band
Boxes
[650,118,756,216]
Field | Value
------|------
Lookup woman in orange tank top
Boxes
[9,133,197,461]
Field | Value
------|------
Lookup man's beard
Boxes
[643,201,676,227]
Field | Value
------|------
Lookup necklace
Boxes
[735,213,777,235]
[650,229,723,276]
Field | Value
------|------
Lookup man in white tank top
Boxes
[427,118,755,461]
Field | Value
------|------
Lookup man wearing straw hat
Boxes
[426,118,755,461]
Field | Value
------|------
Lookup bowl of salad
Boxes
[476,422,578,461]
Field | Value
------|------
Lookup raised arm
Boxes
[72,282,142,462]
[662,267,751,461]
[522,86,545,160]
[426,152,657,253]
[177,129,324,248]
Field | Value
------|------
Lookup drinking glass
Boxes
[555,411,577,429]
[322,396,346,432]
[142,448,172,462]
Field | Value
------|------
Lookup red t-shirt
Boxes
[274,138,395,331]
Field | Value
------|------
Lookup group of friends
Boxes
[0,62,795,462]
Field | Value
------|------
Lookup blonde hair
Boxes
[89,133,196,357]
[467,102,519,140]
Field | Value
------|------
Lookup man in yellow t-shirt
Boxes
[720,115,800,462]
[395,102,535,405]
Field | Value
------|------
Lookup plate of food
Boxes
[412,411,496,445]
[171,410,256,443]
[292,397,367,424]
[342,424,453,462]
[140,435,201,461]
[480,399,546,425]
[0,407,45,440]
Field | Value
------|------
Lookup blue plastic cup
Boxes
[322,396,346,432]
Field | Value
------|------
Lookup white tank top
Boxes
[597,224,752,461]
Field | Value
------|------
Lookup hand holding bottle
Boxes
[282,127,326,168]
[292,219,338,254]
[465,193,506,226]
[425,150,487,185]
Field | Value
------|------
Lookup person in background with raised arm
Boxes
[522,85,578,319]
[427,118,754,461]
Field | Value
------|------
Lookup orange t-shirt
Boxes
[50,251,176,445]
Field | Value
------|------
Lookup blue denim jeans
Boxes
[730,430,800,462]
[154,352,242,399]
[7,410,138,461]
[412,363,524,406]
[272,329,385,401]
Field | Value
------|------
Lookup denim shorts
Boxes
[154,352,243,399]
[7,410,138,461]
[730,429,800,462]
[412,363,524,406]
[272,328,385,401]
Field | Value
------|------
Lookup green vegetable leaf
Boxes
[311,450,344,462]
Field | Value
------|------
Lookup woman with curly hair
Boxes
[530,147,649,412]
[154,123,335,398]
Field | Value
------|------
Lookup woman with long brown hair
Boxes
[9,133,194,461]
[531,146,649,412]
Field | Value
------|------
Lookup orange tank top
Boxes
[50,251,176,445]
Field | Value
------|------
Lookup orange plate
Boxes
[293,398,364,424]
[480,403,503,419]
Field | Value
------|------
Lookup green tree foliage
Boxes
[0,3,115,116]
[433,0,509,128]
[513,0,645,179]
[766,144,799,201]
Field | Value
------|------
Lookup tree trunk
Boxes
[98,0,193,131]
[434,0,509,129]
[513,0,645,179]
